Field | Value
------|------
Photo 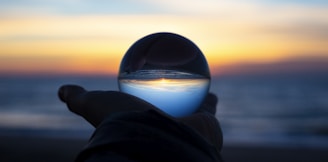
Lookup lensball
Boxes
[118,32,211,117]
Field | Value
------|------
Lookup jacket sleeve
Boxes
[75,109,222,162]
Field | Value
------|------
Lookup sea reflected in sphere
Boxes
[118,70,210,117]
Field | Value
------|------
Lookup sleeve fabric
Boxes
[75,109,222,162]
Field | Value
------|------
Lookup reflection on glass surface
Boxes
[118,70,210,117]
[117,33,211,117]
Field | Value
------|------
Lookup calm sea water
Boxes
[0,74,327,147]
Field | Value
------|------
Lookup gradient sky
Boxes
[1,0,328,76]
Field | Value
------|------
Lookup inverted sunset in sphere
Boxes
[118,32,210,117]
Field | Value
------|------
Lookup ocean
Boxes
[0,74,328,148]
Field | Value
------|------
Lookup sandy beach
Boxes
[0,135,85,162]
[0,135,327,162]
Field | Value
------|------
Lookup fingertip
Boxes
[197,92,218,114]
[58,85,86,103]
[206,92,218,106]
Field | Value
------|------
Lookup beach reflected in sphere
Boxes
[118,70,210,117]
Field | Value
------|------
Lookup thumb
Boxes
[197,93,218,115]
[58,84,111,126]
[58,84,161,127]
[58,84,87,116]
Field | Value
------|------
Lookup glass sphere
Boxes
[118,32,211,117]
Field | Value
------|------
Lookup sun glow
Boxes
[159,78,167,84]
[1,1,328,76]
[119,77,210,116]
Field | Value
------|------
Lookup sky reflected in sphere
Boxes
[118,32,211,117]
[118,70,210,117]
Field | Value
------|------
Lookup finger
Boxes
[204,93,218,107]
[58,84,162,127]
[197,92,218,115]
[58,85,87,115]
[178,93,222,152]
[58,84,86,103]
[83,91,162,127]
[178,113,223,152]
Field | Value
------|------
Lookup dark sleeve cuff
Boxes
[76,109,222,162]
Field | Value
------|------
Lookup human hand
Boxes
[58,84,217,125]
[58,84,161,127]
[58,84,222,150]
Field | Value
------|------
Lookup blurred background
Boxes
[0,0,328,161]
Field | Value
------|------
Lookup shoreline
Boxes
[0,134,327,162]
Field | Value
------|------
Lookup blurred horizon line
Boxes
[1,55,327,78]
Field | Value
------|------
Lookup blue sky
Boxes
[1,0,327,15]
[266,0,328,5]
[0,0,160,15]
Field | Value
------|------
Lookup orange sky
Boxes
[1,1,328,76]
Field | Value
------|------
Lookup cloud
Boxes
[0,0,161,16]
[214,55,328,76]
[1,0,328,75]
[134,0,328,41]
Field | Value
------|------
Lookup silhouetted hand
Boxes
[58,84,222,151]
